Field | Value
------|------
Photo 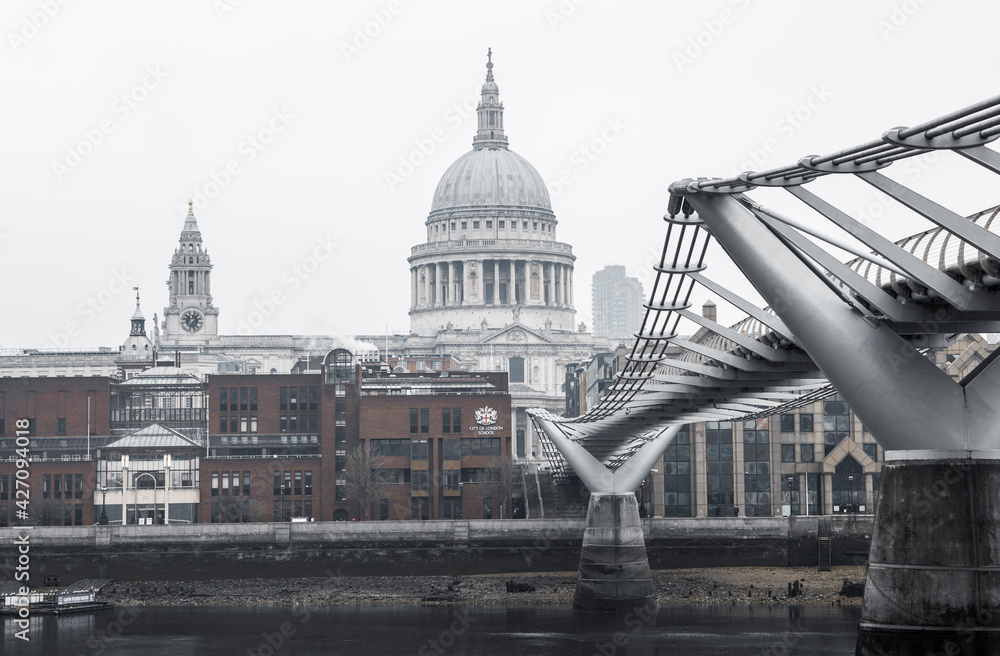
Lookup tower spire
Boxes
[473,48,508,150]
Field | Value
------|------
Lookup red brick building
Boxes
[0,349,512,526]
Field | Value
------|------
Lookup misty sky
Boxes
[3,0,999,350]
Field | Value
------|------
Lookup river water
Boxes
[5,604,861,655]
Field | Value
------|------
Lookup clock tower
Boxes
[161,201,220,345]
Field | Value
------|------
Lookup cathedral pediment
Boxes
[480,323,553,345]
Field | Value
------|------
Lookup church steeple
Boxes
[130,286,146,337]
[472,48,508,150]
[161,201,219,345]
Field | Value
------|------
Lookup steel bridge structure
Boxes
[530,94,1000,652]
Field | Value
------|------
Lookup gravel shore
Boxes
[100,566,867,607]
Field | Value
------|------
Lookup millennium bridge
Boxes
[530,94,1000,653]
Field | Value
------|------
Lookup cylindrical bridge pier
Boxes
[574,493,656,612]
[856,452,1000,654]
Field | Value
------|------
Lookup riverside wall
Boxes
[0,516,873,582]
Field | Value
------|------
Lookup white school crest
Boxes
[475,406,498,426]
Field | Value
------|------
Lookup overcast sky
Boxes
[2,0,999,350]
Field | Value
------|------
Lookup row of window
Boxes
[271,470,314,496]
[218,387,258,412]
[370,438,501,458]
[219,415,258,433]
[442,219,550,233]
[210,471,252,497]
[42,474,84,500]
[279,386,318,412]
[0,502,84,526]
[410,408,463,434]
[779,443,877,463]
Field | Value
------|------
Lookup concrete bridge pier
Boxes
[574,493,654,611]
[856,453,1000,655]
[529,413,679,612]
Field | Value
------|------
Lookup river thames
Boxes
[5,604,861,655]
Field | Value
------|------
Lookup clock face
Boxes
[181,309,204,333]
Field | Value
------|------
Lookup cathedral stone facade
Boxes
[361,53,612,462]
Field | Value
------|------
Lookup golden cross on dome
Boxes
[133,285,140,304]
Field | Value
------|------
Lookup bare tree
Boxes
[344,444,389,521]
[479,455,515,519]
[28,499,65,526]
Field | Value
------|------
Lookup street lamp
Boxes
[787,476,795,514]
[99,485,108,525]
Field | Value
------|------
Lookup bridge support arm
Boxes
[681,192,967,452]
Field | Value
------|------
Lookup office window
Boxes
[229,388,238,412]
[411,470,428,492]
[289,387,298,410]
[442,408,451,433]
[780,414,795,433]
[453,408,461,433]
[240,388,248,412]
[243,471,251,496]
[280,387,288,411]
[801,444,815,462]
[410,408,419,433]
[800,414,814,432]
[273,471,281,496]
[309,386,317,411]
[781,444,796,462]
[54,475,62,500]
[483,497,493,519]
[743,418,771,517]
[662,426,692,517]
[75,474,83,499]
[863,443,878,461]
[304,471,313,496]
[219,388,228,411]
[498,220,505,229]
[221,472,230,495]
[371,439,409,457]
[212,472,219,496]
[58,418,67,435]
[220,416,227,433]
[0,475,7,501]
[443,439,460,460]
[411,440,428,461]
[250,387,258,411]
[294,471,302,496]
[473,220,480,229]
